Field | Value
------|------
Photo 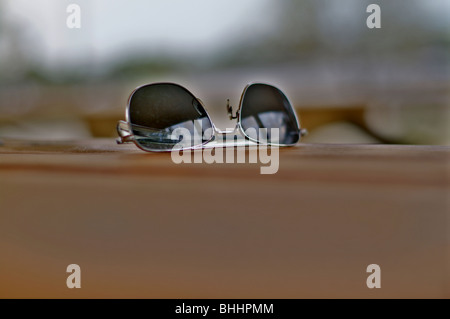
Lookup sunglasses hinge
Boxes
[226,99,238,120]
[116,120,134,144]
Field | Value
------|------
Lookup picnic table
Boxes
[0,139,448,298]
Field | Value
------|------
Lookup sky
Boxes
[2,0,449,73]
[2,0,274,70]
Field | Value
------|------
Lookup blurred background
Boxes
[0,0,448,144]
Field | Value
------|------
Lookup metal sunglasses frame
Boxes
[117,82,308,152]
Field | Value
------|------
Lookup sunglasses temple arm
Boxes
[116,120,134,144]
[300,128,308,137]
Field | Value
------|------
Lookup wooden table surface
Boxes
[0,139,448,298]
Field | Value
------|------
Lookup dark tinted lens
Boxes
[128,83,213,151]
[240,84,300,145]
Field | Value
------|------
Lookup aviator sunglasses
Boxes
[117,82,308,152]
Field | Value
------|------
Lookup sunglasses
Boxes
[117,82,307,152]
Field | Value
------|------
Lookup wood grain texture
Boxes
[0,139,448,298]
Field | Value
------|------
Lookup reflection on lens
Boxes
[240,84,300,145]
[128,83,213,151]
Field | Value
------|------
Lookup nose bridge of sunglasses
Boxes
[212,125,250,145]
[214,125,239,135]
[226,99,238,120]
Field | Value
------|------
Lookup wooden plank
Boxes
[0,139,448,298]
